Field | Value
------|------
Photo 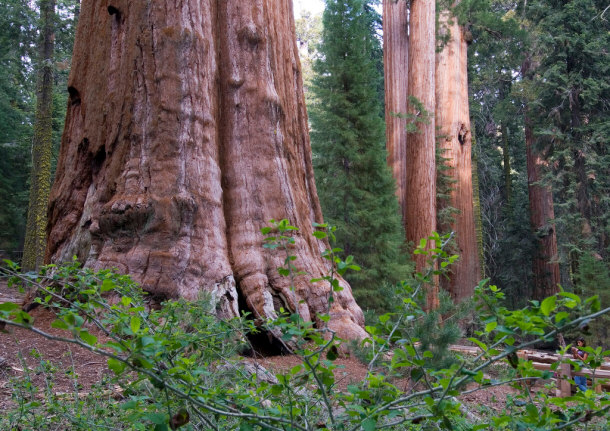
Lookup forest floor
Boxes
[0,279,549,420]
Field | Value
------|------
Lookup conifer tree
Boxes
[0,1,36,254]
[310,0,411,312]
[22,0,56,271]
[527,0,610,276]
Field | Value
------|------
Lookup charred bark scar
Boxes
[68,86,81,107]
[78,137,89,153]
[458,123,469,146]
[92,145,106,176]
[108,5,120,17]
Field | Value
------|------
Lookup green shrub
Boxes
[1,224,609,430]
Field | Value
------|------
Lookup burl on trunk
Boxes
[46,0,366,340]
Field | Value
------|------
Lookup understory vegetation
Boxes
[1,221,609,430]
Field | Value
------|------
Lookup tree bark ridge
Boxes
[46,0,366,340]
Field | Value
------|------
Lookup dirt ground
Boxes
[0,278,537,419]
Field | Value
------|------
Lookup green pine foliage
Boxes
[527,0,610,276]
[309,0,411,313]
[0,1,37,253]
[573,252,610,346]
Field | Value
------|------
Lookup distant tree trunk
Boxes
[46,0,366,341]
[471,132,486,278]
[406,0,438,309]
[525,119,560,299]
[383,0,408,223]
[501,122,513,207]
[435,14,480,300]
[22,0,56,271]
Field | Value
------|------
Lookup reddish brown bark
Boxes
[435,15,480,300]
[383,0,408,223]
[525,120,560,299]
[406,0,438,309]
[46,0,365,340]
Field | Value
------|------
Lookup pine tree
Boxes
[310,0,411,312]
[527,0,610,278]
[0,1,37,255]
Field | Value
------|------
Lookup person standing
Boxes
[571,337,589,391]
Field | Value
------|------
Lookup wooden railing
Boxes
[449,345,610,396]
[517,349,610,397]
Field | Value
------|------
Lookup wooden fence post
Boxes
[556,362,572,397]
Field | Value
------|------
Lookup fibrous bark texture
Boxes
[435,15,480,300]
[383,0,408,224]
[406,0,438,309]
[525,121,560,299]
[46,0,366,340]
[23,0,56,271]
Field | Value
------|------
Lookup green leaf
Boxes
[485,321,498,333]
[146,412,167,425]
[468,337,488,352]
[270,384,284,396]
[312,231,327,239]
[362,418,377,431]
[51,319,69,330]
[0,302,19,311]
[540,296,556,316]
[101,279,115,292]
[79,330,98,346]
[130,316,141,334]
[108,357,126,375]
[555,311,570,324]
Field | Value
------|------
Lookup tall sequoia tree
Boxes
[22,0,56,271]
[383,0,408,224]
[406,0,438,308]
[310,0,410,312]
[435,8,480,300]
[46,0,366,340]
[525,116,560,299]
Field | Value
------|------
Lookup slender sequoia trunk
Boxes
[23,0,56,271]
[46,0,366,340]
[406,0,438,309]
[522,56,560,299]
[435,14,480,300]
[383,0,408,223]
[525,120,560,299]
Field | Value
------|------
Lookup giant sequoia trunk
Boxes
[383,0,408,224]
[406,0,438,309]
[525,120,560,299]
[435,14,480,300]
[46,0,366,341]
[23,0,56,271]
